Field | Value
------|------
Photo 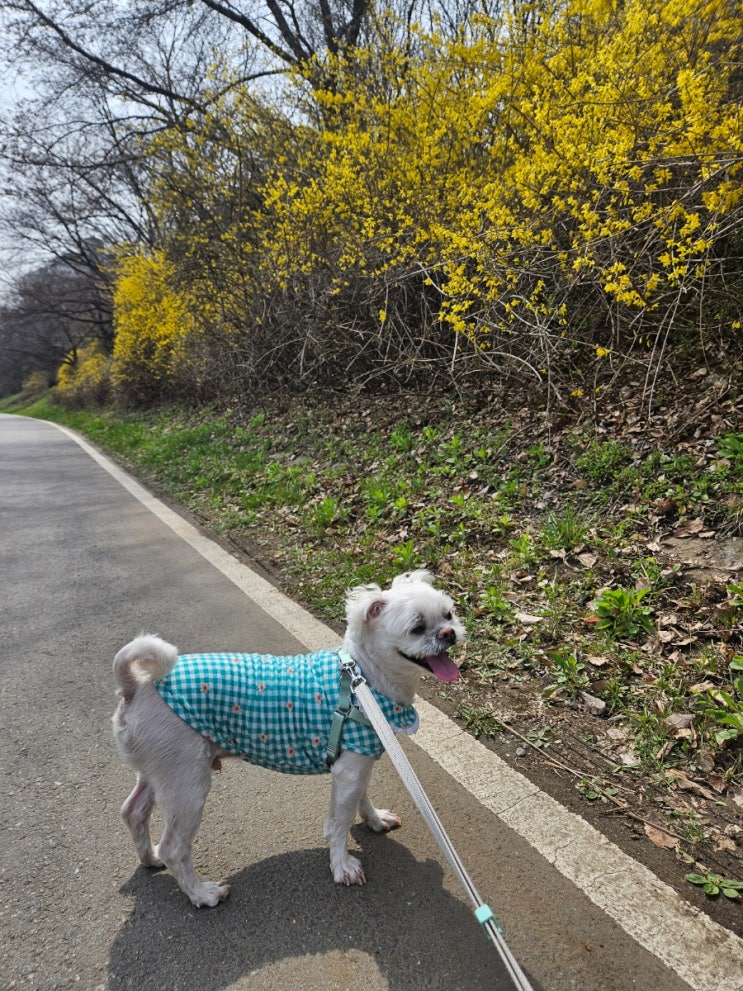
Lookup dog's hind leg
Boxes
[154,765,231,908]
[121,775,163,868]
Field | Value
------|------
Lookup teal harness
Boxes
[325,649,374,764]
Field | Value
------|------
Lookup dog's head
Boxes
[344,570,465,702]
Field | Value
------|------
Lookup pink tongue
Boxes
[426,652,460,682]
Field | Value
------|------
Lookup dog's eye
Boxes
[445,611,452,621]
[410,623,426,636]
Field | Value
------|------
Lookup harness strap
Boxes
[325,656,372,765]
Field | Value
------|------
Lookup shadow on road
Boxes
[108,827,530,991]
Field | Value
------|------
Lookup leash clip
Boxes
[350,671,366,689]
[340,652,366,690]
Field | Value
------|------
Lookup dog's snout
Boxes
[437,625,457,646]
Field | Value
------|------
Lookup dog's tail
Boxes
[113,634,178,703]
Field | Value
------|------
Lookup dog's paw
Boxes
[361,808,402,833]
[333,856,366,886]
[141,851,165,869]
[191,879,231,908]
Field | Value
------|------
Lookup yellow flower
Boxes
[596,345,611,358]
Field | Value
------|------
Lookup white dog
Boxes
[112,570,464,907]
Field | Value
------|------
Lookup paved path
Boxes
[1,413,741,991]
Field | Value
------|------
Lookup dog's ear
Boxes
[345,582,383,626]
[391,569,435,587]
[366,598,386,621]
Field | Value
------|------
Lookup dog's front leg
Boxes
[324,751,375,885]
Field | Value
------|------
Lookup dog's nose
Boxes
[437,625,457,646]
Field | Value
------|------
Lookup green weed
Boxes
[716,432,743,468]
[311,496,343,532]
[480,586,515,624]
[363,477,397,520]
[544,648,590,698]
[727,582,743,610]
[527,726,553,748]
[697,657,743,746]
[389,423,414,452]
[631,557,680,593]
[685,871,743,900]
[628,709,670,769]
[576,776,618,803]
[668,810,708,847]
[525,443,552,471]
[590,587,654,638]
[391,539,418,570]
[540,503,593,551]
[457,703,503,739]
[597,675,630,713]
[575,438,634,485]
[508,531,535,563]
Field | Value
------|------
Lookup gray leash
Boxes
[338,652,535,991]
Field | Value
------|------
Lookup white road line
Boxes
[415,706,743,991]
[51,418,743,991]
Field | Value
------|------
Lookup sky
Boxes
[0,58,43,299]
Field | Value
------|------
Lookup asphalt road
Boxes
[0,413,736,991]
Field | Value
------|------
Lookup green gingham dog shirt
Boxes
[154,648,419,774]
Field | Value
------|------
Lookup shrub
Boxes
[54,343,111,408]
[21,369,55,398]
[110,251,193,406]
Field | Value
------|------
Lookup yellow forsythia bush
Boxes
[130,0,743,393]
[262,0,741,345]
[21,369,54,398]
[111,251,194,404]
[54,342,111,408]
